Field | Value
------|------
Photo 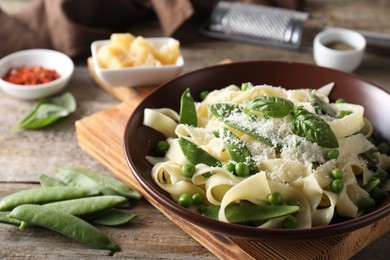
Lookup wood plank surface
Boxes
[75,97,390,259]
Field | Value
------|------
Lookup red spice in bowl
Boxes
[2,65,60,85]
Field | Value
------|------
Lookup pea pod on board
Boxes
[0,186,99,211]
[178,137,221,167]
[56,167,141,200]
[200,204,300,223]
[8,204,117,251]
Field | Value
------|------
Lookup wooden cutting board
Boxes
[75,58,390,259]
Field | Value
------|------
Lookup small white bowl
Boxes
[0,49,74,100]
[313,28,366,73]
[91,38,184,87]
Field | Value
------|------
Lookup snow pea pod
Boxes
[0,211,21,226]
[38,173,66,187]
[179,88,197,126]
[56,167,141,200]
[8,204,117,251]
[43,195,128,216]
[208,103,274,147]
[200,204,300,223]
[91,209,137,226]
[222,128,258,174]
[309,91,336,117]
[178,137,221,167]
[0,187,99,211]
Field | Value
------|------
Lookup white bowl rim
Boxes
[0,48,74,90]
[90,37,184,72]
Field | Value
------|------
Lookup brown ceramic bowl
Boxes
[124,61,390,240]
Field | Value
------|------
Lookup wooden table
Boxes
[1,1,390,259]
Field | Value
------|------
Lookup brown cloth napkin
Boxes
[0,0,304,59]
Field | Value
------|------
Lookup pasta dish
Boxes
[143,83,390,229]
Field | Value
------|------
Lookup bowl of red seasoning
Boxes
[0,49,74,100]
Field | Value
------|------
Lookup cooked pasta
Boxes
[143,83,390,229]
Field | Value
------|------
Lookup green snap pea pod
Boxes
[222,128,258,174]
[19,195,128,229]
[178,137,221,167]
[0,211,21,226]
[200,204,300,223]
[56,167,141,200]
[309,91,336,117]
[208,103,274,147]
[55,168,121,196]
[0,187,99,211]
[179,88,197,126]
[91,209,137,226]
[43,195,128,216]
[38,173,66,187]
[8,205,117,251]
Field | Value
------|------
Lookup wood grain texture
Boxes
[75,100,390,259]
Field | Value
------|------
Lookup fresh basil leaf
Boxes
[17,92,77,129]
[245,96,294,118]
[291,107,339,148]
[309,91,336,117]
[208,103,273,147]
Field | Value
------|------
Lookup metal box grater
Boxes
[200,1,309,49]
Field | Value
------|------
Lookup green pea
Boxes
[267,191,284,205]
[199,90,209,101]
[0,187,99,211]
[377,142,389,154]
[223,162,236,173]
[178,194,193,208]
[156,140,169,156]
[358,196,376,212]
[192,193,205,205]
[330,179,344,193]
[235,162,250,177]
[376,169,388,182]
[327,148,339,160]
[335,98,347,104]
[282,215,299,229]
[91,209,136,226]
[8,204,117,251]
[330,168,343,179]
[181,162,196,178]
